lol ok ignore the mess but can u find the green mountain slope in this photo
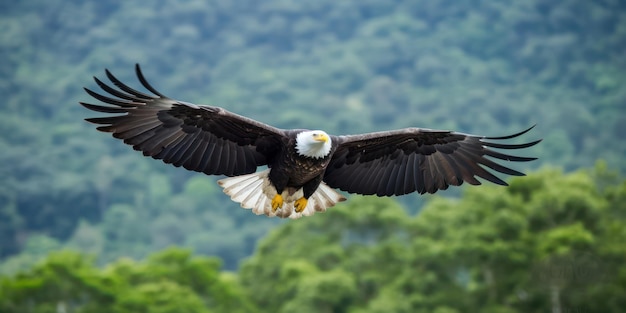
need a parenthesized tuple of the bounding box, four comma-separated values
(1, 0, 624, 269)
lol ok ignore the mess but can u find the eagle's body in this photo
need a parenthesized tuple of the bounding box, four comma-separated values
(81, 64, 541, 219)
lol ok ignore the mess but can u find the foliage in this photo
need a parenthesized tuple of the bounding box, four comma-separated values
(1, 167, 624, 312)
(3, 0, 624, 310)
(240, 196, 409, 312)
(238, 167, 626, 312)
(1, 0, 625, 279)
(0, 247, 256, 313)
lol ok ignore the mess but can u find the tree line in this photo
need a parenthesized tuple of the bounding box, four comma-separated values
(2, 165, 624, 312)
(1, 0, 624, 295)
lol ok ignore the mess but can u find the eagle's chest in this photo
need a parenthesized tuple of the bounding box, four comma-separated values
(280, 146, 331, 186)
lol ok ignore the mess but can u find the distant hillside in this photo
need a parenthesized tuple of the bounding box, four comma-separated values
(1, 0, 624, 269)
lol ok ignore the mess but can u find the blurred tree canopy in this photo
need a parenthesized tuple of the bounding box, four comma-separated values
(0, 0, 624, 298)
(241, 165, 625, 313)
(2, 166, 624, 312)
(0, 247, 256, 313)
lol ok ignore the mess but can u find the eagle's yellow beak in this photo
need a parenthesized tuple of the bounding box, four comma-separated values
(313, 133, 329, 143)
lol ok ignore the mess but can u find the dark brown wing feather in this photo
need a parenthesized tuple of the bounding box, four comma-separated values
(324, 127, 540, 196)
(81, 64, 286, 176)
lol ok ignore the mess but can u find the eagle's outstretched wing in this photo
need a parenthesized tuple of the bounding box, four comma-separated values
(81, 64, 285, 176)
(324, 127, 541, 196)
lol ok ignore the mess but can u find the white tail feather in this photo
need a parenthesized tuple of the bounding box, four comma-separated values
(217, 169, 346, 219)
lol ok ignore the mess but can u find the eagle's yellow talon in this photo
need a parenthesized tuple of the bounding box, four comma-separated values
(294, 197, 308, 213)
(271, 194, 284, 211)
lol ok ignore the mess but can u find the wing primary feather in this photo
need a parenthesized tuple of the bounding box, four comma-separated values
(455, 150, 508, 185)
(151, 131, 185, 157)
(128, 130, 162, 149)
(181, 135, 206, 170)
(474, 166, 507, 185)
(80, 102, 128, 114)
(430, 156, 446, 192)
(229, 142, 240, 174)
(114, 119, 162, 138)
(384, 156, 402, 195)
(432, 154, 449, 190)
(241, 147, 257, 173)
(161, 136, 190, 164)
(364, 158, 387, 195)
(475, 156, 526, 176)
(243, 147, 258, 173)
(85, 116, 126, 125)
(350, 162, 374, 195)
(349, 158, 379, 192)
(234, 146, 249, 174)
(421, 157, 435, 193)
(119, 121, 162, 143)
(206, 139, 224, 174)
(162, 134, 195, 164)
(338, 166, 361, 194)
(484, 149, 537, 162)
(171, 133, 200, 167)
(135, 126, 173, 155)
(391, 155, 408, 195)
(420, 157, 433, 194)
(484, 125, 536, 140)
(220, 141, 232, 175)
(450, 151, 482, 185)
(104, 116, 160, 134)
(238, 145, 251, 173)
(119, 108, 160, 117)
(431, 152, 455, 186)
(135, 64, 167, 98)
(402, 153, 417, 194)
(424, 157, 444, 193)
(414, 154, 426, 194)
(332, 158, 362, 194)
(184, 133, 209, 171)
(83, 88, 140, 107)
(198, 135, 217, 174)
(481, 139, 542, 150)
(174, 132, 202, 167)
(439, 152, 463, 186)
(376, 158, 395, 196)
(105, 69, 154, 100)
(93, 76, 137, 101)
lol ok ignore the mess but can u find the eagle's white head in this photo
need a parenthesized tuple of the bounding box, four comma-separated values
(295, 130, 332, 159)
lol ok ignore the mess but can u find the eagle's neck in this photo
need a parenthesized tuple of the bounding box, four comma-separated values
(295, 130, 332, 159)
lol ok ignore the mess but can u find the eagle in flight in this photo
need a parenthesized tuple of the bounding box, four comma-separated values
(81, 64, 540, 219)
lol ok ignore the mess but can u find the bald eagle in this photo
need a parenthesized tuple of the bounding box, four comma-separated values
(81, 64, 540, 219)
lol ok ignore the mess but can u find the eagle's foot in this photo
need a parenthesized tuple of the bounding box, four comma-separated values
(294, 197, 308, 213)
(271, 194, 284, 211)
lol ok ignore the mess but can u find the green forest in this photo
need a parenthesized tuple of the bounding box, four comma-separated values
(1, 0, 625, 312)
